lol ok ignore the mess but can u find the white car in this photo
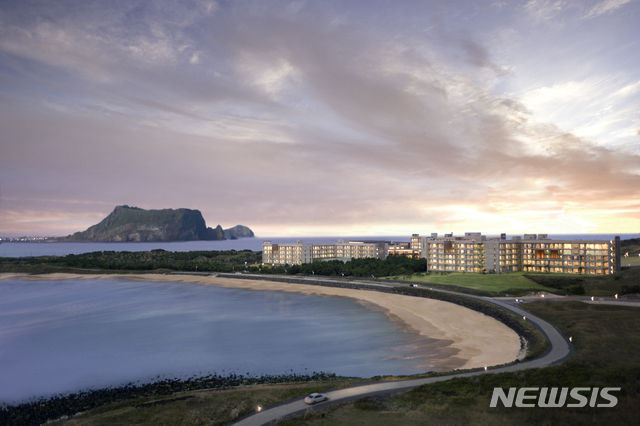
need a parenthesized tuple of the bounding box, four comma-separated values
(410, 284, 418, 287)
(304, 393, 328, 404)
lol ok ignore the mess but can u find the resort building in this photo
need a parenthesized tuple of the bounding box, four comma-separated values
(410, 234, 431, 257)
(519, 236, 619, 275)
(422, 232, 487, 273)
(413, 233, 621, 275)
(262, 240, 312, 266)
(388, 241, 421, 257)
(262, 239, 386, 266)
(262, 233, 621, 275)
(486, 238, 523, 273)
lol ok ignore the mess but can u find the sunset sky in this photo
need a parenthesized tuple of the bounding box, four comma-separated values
(1, 0, 639, 237)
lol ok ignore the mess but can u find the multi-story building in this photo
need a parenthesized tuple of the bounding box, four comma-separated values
(420, 232, 486, 273)
(410, 234, 430, 258)
(262, 240, 312, 266)
(388, 241, 421, 257)
(262, 239, 386, 266)
(486, 235, 523, 273)
(263, 233, 621, 275)
(414, 233, 620, 275)
(520, 235, 619, 275)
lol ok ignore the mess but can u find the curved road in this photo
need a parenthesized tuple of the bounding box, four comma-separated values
(230, 282, 574, 426)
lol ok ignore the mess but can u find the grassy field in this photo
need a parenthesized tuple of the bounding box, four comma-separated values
(384, 271, 556, 293)
(384, 267, 640, 298)
(38, 301, 640, 426)
(620, 255, 640, 266)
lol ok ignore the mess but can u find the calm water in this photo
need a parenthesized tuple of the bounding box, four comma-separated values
(0, 277, 435, 404)
(1, 234, 638, 258)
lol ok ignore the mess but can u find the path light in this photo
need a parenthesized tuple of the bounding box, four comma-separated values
(523, 316, 526, 320)
(484, 366, 487, 371)
(541, 294, 545, 298)
(591, 296, 594, 301)
(257, 406, 262, 412)
(569, 336, 572, 342)
(615, 294, 618, 299)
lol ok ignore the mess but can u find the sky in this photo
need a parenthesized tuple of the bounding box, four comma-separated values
(1, 0, 639, 238)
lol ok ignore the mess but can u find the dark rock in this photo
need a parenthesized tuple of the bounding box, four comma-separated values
(59, 206, 247, 242)
(223, 225, 255, 239)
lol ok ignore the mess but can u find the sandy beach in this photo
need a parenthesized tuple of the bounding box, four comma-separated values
(2, 273, 522, 371)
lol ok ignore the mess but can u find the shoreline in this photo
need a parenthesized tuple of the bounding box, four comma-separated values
(1, 273, 521, 370)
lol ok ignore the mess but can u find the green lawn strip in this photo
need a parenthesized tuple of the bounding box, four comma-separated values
(277, 302, 640, 426)
(384, 267, 640, 298)
(621, 256, 640, 266)
(383, 272, 556, 294)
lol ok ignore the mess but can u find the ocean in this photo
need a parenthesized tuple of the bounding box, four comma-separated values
(1, 233, 638, 258)
(0, 277, 436, 405)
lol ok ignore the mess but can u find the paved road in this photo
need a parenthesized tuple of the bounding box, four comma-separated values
(229, 282, 575, 426)
(502, 295, 640, 308)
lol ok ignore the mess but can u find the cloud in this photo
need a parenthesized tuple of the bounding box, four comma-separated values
(583, 0, 633, 19)
(524, 0, 571, 21)
(518, 75, 640, 152)
(523, 0, 634, 23)
(0, 0, 639, 236)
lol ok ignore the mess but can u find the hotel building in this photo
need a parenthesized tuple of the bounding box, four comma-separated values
(263, 233, 621, 275)
(262, 239, 386, 266)
(419, 232, 487, 273)
(519, 237, 618, 275)
(415, 233, 620, 275)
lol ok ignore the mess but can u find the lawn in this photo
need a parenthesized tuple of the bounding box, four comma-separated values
(384, 271, 556, 293)
(384, 267, 640, 297)
(620, 255, 640, 266)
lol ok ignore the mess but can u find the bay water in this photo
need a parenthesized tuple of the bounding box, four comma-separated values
(0, 277, 434, 405)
